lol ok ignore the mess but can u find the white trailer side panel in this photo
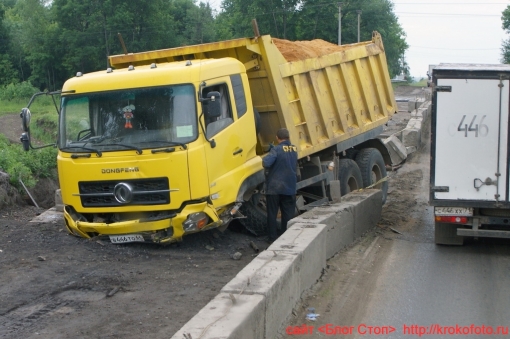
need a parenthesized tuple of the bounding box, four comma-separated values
(434, 78, 509, 201)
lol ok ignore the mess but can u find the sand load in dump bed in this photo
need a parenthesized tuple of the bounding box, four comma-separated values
(273, 38, 353, 62)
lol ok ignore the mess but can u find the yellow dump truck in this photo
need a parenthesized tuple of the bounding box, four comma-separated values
(20, 31, 397, 243)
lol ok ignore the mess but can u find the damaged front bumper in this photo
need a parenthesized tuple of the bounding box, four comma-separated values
(63, 201, 223, 244)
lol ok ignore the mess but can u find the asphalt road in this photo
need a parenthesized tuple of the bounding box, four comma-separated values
(284, 104, 510, 339)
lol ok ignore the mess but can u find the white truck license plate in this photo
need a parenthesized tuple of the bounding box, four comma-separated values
(434, 207, 473, 216)
(109, 234, 145, 244)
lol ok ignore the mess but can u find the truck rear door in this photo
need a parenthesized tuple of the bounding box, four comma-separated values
(433, 78, 509, 202)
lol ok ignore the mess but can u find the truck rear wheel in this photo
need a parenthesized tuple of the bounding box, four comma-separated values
(338, 159, 363, 195)
(434, 222, 464, 245)
(355, 148, 388, 204)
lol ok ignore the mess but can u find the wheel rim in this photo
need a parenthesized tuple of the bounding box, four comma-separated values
(347, 177, 359, 193)
(371, 164, 382, 188)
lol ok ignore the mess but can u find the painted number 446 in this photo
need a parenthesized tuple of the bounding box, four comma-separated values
(458, 115, 488, 137)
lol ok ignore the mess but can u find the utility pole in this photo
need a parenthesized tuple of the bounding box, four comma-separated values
(337, 3, 343, 45)
(356, 10, 362, 42)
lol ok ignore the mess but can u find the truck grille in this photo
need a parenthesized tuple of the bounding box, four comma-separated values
(78, 178, 170, 207)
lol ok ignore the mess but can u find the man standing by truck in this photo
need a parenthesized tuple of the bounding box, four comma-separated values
(263, 128, 298, 242)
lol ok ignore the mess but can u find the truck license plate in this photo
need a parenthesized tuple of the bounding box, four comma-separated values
(435, 207, 473, 216)
(109, 234, 145, 244)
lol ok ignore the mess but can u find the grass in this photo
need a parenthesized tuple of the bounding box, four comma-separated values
(0, 96, 59, 117)
(410, 78, 428, 87)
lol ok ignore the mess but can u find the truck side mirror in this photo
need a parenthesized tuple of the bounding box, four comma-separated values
(204, 91, 222, 119)
(20, 132, 30, 151)
(20, 107, 31, 132)
(19, 108, 31, 151)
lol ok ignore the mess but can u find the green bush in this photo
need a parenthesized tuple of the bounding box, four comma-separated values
(0, 81, 40, 101)
(0, 134, 57, 190)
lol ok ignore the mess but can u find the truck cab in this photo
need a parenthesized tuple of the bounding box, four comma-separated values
(57, 58, 260, 243)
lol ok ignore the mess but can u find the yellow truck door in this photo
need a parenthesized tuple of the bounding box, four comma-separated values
(201, 75, 257, 208)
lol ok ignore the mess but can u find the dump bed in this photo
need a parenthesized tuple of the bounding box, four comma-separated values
(109, 32, 397, 160)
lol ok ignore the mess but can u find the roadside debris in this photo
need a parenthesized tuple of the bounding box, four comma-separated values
(231, 252, 242, 260)
(107, 286, 121, 298)
(389, 227, 403, 235)
(249, 241, 259, 253)
(306, 307, 320, 321)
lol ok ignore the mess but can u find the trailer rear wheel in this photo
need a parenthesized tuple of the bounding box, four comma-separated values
(355, 148, 388, 204)
(434, 222, 464, 245)
(338, 159, 363, 195)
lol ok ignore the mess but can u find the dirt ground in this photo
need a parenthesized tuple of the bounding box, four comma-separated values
(0, 208, 267, 339)
(0, 85, 425, 338)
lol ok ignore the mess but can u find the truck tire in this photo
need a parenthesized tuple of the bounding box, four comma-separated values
(355, 148, 388, 204)
(434, 222, 464, 245)
(338, 159, 363, 195)
(239, 191, 273, 236)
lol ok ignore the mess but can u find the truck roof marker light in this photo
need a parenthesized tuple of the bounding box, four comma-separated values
(150, 63, 157, 69)
(107, 68, 113, 73)
(186, 60, 192, 66)
(76, 72, 83, 77)
(128, 65, 135, 71)
(435, 216, 468, 224)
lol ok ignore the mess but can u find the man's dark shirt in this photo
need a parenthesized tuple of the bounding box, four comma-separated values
(262, 139, 298, 195)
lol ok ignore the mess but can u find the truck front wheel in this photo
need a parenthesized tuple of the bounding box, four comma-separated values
(434, 222, 464, 245)
(239, 190, 273, 236)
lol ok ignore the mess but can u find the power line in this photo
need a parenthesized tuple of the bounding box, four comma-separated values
(411, 46, 500, 51)
(395, 11, 500, 17)
(393, 2, 507, 4)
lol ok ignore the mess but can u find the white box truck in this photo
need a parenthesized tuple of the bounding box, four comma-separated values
(430, 63, 510, 244)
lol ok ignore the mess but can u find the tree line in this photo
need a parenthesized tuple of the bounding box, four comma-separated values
(0, 0, 408, 92)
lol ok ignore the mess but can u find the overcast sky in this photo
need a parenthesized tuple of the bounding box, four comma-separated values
(393, 0, 509, 78)
(206, 0, 509, 78)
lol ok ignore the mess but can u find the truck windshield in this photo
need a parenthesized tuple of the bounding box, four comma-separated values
(58, 84, 197, 152)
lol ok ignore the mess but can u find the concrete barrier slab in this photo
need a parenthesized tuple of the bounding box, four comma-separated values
(406, 118, 423, 129)
(221, 250, 300, 338)
(341, 190, 382, 237)
(406, 146, 417, 154)
(289, 205, 355, 259)
(268, 223, 328, 291)
(383, 135, 407, 165)
(408, 98, 425, 112)
(402, 127, 422, 148)
(171, 293, 265, 339)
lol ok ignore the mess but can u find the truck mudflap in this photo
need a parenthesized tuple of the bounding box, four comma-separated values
(63, 202, 222, 244)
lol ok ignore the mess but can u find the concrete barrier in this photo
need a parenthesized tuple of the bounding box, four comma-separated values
(383, 135, 408, 165)
(172, 293, 266, 339)
(171, 189, 382, 339)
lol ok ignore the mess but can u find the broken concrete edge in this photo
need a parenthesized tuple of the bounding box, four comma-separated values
(381, 100, 431, 165)
(407, 97, 426, 112)
(171, 189, 382, 339)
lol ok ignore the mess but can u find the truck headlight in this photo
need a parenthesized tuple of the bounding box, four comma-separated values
(182, 212, 209, 232)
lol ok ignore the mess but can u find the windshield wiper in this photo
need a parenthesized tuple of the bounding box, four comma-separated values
(101, 143, 143, 155)
(61, 146, 102, 157)
(151, 147, 176, 154)
(139, 140, 188, 150)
